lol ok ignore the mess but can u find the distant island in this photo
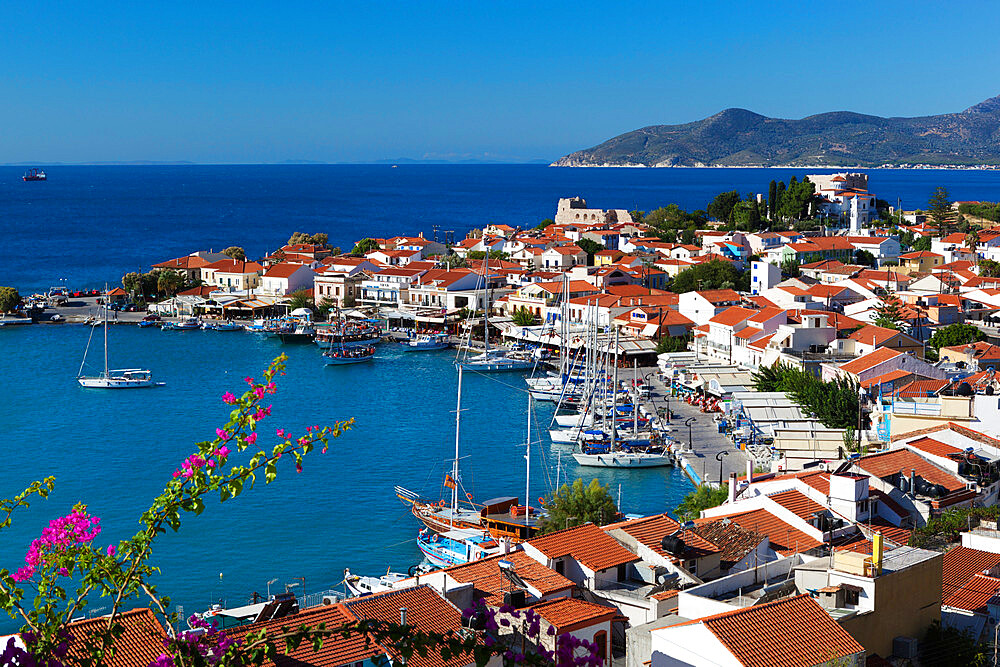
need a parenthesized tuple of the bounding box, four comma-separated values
(552, 95, 1000, 168)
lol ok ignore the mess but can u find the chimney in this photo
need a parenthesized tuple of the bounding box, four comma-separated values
(910, 468, 916, 495)
(400, 607, 408, 626)
(747, 459, 754, 484)
(728, 473, 737, 503)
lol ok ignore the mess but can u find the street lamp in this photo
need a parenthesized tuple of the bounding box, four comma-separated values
(685, 417, 696, 451)
(716, 451, 729, 486)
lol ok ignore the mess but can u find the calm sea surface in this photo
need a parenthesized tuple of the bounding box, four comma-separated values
(3, 165, 1000, 628)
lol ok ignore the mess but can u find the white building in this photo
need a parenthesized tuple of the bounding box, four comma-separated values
(750, 260, 781, 295)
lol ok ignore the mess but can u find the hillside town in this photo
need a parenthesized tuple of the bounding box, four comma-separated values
(10, 173, 1000, 666)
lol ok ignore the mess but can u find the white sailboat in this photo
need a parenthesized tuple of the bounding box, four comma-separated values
(456, 256, 534, 372)
(77, 296, 162, 389)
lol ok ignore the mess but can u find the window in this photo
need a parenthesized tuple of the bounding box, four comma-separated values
(844, 588, 860, 606)
(617, 564, 627, 582)
(554, 559, 564, 575)
(593, 631, 607, 665)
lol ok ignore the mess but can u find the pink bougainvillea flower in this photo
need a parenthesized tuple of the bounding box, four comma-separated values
(221, 392, 237, 405)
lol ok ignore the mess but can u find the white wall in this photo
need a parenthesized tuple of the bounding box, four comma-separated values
(651, 624, 739, 667)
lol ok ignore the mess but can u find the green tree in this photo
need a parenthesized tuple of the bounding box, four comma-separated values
(538, 478, 618, 533)
(675, 484, 729, 521)
(286, 289, 315, 313)
(352, 238, 379, 255)
(575, 238, 603, 264)
(872, 293, 905, 330)
(854, 249, 876, 267)
(707, 191, 741, 223)
(656, 333, 691, 354)
(767, 180, 778, 219)
(511, 307, 538, 327)
(221, 246, 246, 261)
(629, 210, 645, 224)
(979, 258, 1000, 277)
(0, 286, 21, 313)
(966, 228, 980, 266)
(534, 218, 555, 230)
(287, 231, 329, 247)
(156, 269, 185, 297)
(928, 186, 954, 235)
(928, 323, 986, 351)
(920, 621, 989, 667)
(780, 258, 801, 278)
(122, 272, 143, 299)
(670, 259, 747, 293)
(751, 362, 861, 429)
(911, 235, 933, 252)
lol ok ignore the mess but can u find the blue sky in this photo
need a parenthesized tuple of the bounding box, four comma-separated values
(2, 1, 999, 163)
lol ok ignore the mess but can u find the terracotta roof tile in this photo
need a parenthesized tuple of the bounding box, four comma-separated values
(701, 508, 823, 556)
(528, 597, 618, 632)
(64, 609, 167, 667)
(838, 347, 904, 375)
(690, 519, 766, 568)
(605, 513, 719, 563)
(671, 595, 864, 667)
(526, 523, 639, 572)
(767, 489, 827, 522)
(440, 551, 573, 605)
(855, 448, 966, 493)
(708, 306, 757, 327)
(943, 547, 1000, 599)
(944, 573, 1000, 612)
(228, 603, 380, 667)
(904, 436, 963, 458)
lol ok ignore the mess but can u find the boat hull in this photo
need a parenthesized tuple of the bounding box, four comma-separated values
(457, 359, 535, 372)
(324, 355, 374, 365)
(78, 376, 162, 389)
(572, 452, 673, 468)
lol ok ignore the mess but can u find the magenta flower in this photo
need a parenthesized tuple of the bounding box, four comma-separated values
(215, 428, 229, 440)
(216, 446, 231, 458)
(221, 392, 237, 405)
(107, 545, 116, 557)
(245, 432, 257, 445)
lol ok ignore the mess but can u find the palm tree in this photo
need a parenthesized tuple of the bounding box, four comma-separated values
(286, 290, 315, 313)
(511, 307, 538, 327)
(966, 228, 980, 268)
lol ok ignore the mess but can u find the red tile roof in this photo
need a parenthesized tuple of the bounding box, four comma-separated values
(695, 289, 741, 304)
(708, 306, 757, 327)
(529, 597, 618, 633)
(668, 595, 864, 667)
(439, 551, 573, 604)
(767, 489, 827, 521)
(838, 347, 904, 375)
(944, 573, 1000, 612)
(264, 262, 311, 278)
(64, 608, 167, 667)
(855, 448, 966, 493)
(526, 523, 639, 572)
(703, 508, 823, 555)
(153, 255, 211, 270)
(903, 437, 963, 459)
(848, 324, 912, 346)
(860, 369, 912, 389)
(892, 379, 948, 398)
(942, 547, 1000, 599)
(605, 513, 719, 563)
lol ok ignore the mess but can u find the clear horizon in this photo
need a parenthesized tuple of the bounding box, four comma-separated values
(2, 1, 999, 164)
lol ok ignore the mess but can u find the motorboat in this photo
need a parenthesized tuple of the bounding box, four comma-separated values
(402, 332, 450, 351)
(344, 569, 410, 597)
(202, 321, 243, 331)
(416, 528, 504, 568)
(323, 345, 375, 365)
(162, 317, 201, 331)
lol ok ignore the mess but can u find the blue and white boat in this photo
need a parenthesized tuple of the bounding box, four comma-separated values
(162, 317, 201, 331)
(416, 528, 503, 568)
(202, 321, 243, 331)
(402, 332, 450, 351)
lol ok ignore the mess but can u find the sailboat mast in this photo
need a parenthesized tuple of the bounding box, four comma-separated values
(611, 328, 619, 452)
(103, 287, 109, 377)
(482, 255, 490, 356)
(633, 359, 639, 437)
(525, 393, 531, 510)
(452, 365, 463, 519)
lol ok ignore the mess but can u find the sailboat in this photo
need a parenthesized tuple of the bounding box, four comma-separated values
(456, 256, 534, 372)
(77, 294, 163, 389)
(571, 329, 671, 468)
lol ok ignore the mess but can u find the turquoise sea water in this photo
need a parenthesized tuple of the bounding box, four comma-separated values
(6, 164, 1000, 628)
(0, 323, 692, 628)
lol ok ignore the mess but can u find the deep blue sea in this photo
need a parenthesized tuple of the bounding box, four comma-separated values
(4, 165, 1000, 629)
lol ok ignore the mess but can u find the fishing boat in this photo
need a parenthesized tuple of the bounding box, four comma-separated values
(202, 321, 243, 331)
(323, 345, 375, 365)
(315, 322, 381, 349)
(401, 332, 450, 351)
(162, 317, 201, 331)
(277, 321, 315, 343)
(343, 568, 409, 597)
(22, 168, 46, 182)
(416, 528, 504, 568)
(456, 256, 534, 373)
(77, 296, 162, 389)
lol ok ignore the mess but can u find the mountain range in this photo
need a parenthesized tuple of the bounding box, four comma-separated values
(552, 96, 1000, 168)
